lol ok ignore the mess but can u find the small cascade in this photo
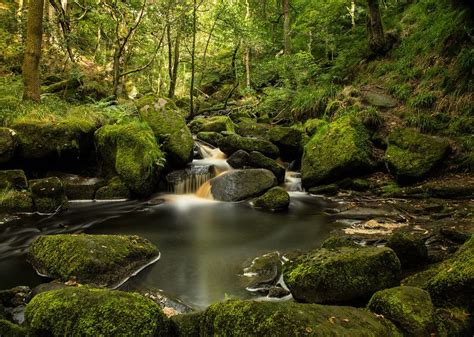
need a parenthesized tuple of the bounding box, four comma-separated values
(166, 166, 216, 194)
(195, 180, 213, 199)
(193, 141, 231, 173)
(284, 171, 303, 192)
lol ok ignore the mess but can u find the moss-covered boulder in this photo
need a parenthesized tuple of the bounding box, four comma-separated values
(0, 127, 17, 163)
(95, 122, 165, 196)
(201, 300, 402, 336)
(227, 149, 250, 168)
(29, 177, 68, 213)
(0, 190, 34, 213)
(170, 312, 202, 337)
(247, 151, 286, 184)
(137, 98, 193, 168)
(189, 116, 235, 134)
(25, 287, 170, 336)
(301, 116, 375, 188)
(283, 246, 401, 304)
(235, 121, 271, 138)
(0, 319, 27, 337)
(321, 236, 359, 249)
(386, 232, 428, 269)
(304, 118, 328, 137)
(252, 187, 290, 211)
(267, 127, 303, 161)
(9, 119, 97, 160)
(196, 131, 224, 147)
(94, 176, 131, 200)
(55, 173, 105, 200)
(209, 169, 277, 202)
(28, 234, 159, 287)
(434, 307, 472, 337)
(218, 134, 280, 159)
(0, 170, 27, 190)
(368, 286, 435, 336)
(384, 128, 449, 182)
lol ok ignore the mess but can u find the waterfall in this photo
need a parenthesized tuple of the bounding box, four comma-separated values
(284, 171, 303, 192)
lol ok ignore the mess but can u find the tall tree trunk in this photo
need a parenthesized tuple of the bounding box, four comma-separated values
(168, 28, 180, 99)
(112, 47, 121, 97)
(22, 0, 44, 102)
(367, 0, 385, 54)
(283, 0, 290, 54)
(244, 0, 251, 89)
(189, 0, 197, 118)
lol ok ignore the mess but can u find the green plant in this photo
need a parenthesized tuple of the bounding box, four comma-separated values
(409, 92, 437, 110)
(405, 113, 437, 133)
(358, 107, 384, 129)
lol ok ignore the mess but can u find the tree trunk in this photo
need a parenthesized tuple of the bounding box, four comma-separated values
(244, 0, 251, 89)
(283, 0, 290, 54)
(367, 0, 385, 54)
(22, 0, 44, 102)
(168, 28, 180, 99)
(112, 47, 121, 97)
(189, 0, 197, 119)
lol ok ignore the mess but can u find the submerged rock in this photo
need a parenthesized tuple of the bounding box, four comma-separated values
(283, 246, 401, 304)
(252, 187, 290, 211)
(0, 127, 17, 163)
(94, 176, 130, 200)
(301, 116, 375, 188)
(28, 234, 159, 287)
(384, 128, 449, 182)
(201, 300, 401, 336)
(267, 126, 303, 161)
(218, 134, 279, 159)
(208, 169, 277, 202)
(368, 286, 435, 336)
(25, 287, 170, 336)
(29, 177, 68, 213)
(242, 251, 283, 294)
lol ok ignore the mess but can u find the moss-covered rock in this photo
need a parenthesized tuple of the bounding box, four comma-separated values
(0, 190, 34, 213)
(0, 170, 27, 190)
(201, 300, 402, 336)
(29, 177, 68, 213)
(94, 176, 131, 200)
(248, 151, 285, 184)
(209, 169, 277, 202)
(283, 246, 401, 304)
(0, 319, 27, 337)
(138, 98, 193, 168)
(170, 312, 202, 337)
(301, 116, 375, 188)
(196, 131, 224, 147)
(25, 287, 170, 336)
(307, 184, 339, 196)
(227, 149, 250, 168)
(218, 134, 280, 159)
(189, 116, 235, 134)
(95, 122, 165, 196)
(252, 187, 290, 211)
(267, 127, 303, 161)
(55, 173, 105, 200)
(368, 286, 435, 336)
(384, 128, 449, 182)
(321, 236, 359, 249)
(28, 234, 159, 287)
(386, 232, 428, 269)
(235, 121, 271, 138)
(434, 307, 472, 337)
(0, 127, 16, 163)
(304, 118, 328, 137)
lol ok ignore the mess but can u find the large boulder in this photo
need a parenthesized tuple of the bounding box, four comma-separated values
(189, 116, 235, 134)
(248, 151, 285, 184)
(28, 234, 159, 287)
(0, 127, 17, 163)
(301, 116, 375, 188)
(29, 177, 68, 213)
(227, 149, 250, 169)
(137, 97, 193, 168)
(267, 126, 303, 161)
(201, 300, 402, 336)
(208, 169, 277, 202)
(384, 128, 449, 182)
(25, 287, 170, 336)
(95, 122, 165, 196)
(283, 246, 401, 304)
(368, 286, 435, 336)
(252, 187, 290, 211)
(218, 134, 279, 159)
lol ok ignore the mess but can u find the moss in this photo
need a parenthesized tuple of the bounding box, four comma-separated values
(267, 126, 303, 161)
(247, 151, 285, 184)
(368, 286, 435, 336)
(303, 118, 328, 137)
(201, 299, 402, 336)
(0, 170, 28, 190)
(0, 127, 16, 163)
(321, 236, 359, 249)
(384, 128, 449, 182)
(252, 187, 290, 211)
(0, 319, 27, 337)
(29, 177, 68, 213)
(94, 176, 130, 200)
(301, 116, 375, 188)
(189, 116, 235, 134)
(283, 246, 401, 304)
(235, 121, 270, 138)
(28, 234, 159, 287)
(218, 134, 280, 159)
(0, 190, 34, 213)
(170, 312, 202, 337)
(95, 122, 165, 196)
(307, 184, 339, 196)
(25, 287, 170, 337)
(137, 97, 193, 168)
(386, 232, 428, 269)
(434, 307, 472, 337)
(196, 131, 224, 147)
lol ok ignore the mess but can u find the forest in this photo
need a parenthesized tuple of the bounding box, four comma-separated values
(0, 0, 473, 335)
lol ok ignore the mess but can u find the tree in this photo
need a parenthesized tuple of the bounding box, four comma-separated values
(189, 0, 197, 118)
(283, 0, 290, 54)
(23, 0, 45, 101)
(366, 0, 385, 54)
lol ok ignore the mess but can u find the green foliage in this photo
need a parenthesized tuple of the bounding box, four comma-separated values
(357, 106, 384, 130)
(405, 113, 438, 133)
(408, 92, 437, 110)
(291, 84, 338, 120)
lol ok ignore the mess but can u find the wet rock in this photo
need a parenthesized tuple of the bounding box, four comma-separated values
(252, 187, 290, 211)
(384, 128, 449, 182)
(0, 286, 31, 307)
(133, 287, 193, 316)
(31, 282, 68, 298)
(321, 236, 359, 249)
(196, 131, 224, 147)
(28, 234, 159, 287)
(227, 149, 250, 168)
(267, 126, 303, 161)
(361, 89, 398, 108)
(29, 177, 68, 213)
(283, 246, 401, 304)
(386, 232, 428, 269)
(0, 127, 17, 163)
(248, 151, 285, 184)
(24, 287, 170, 336)
(50, 172, 104, 200)
(242, 252, 282, 293)
(218, 134, 280, 159)
(301, 116, 375, 188)
(267, 286, 291, 298)
(368, 286, 435, 336)
(188, 116, 235, 134)
(308, 184, 339, 196)
(0, 170, 28, 190)
(333, 206, 404, 221)
(201, 300, 402, 336)
(209, 169, 277, 202)
(95, 176, 131, 200)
